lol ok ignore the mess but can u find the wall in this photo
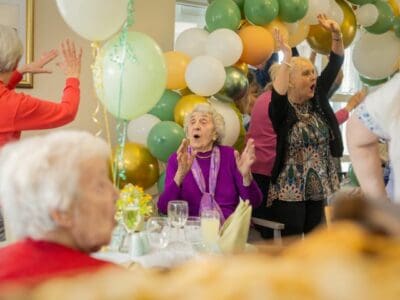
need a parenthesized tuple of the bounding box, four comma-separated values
(19, 0, 175, 144)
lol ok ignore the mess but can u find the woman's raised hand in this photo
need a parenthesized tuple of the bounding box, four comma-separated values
(317, 14, 341, 35)
(174, 139, 197, 186)
(235, 138, 256, 184)
(17, 49, 58, 74)
(57, 39, 82, 79)
(273, 28, 291, 61)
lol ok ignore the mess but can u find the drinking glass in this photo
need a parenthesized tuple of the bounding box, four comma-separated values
(200, 209, 220, 249)
(122, 204, 141, 234)
(121, 204, 142, 255)
(146, 217, 170, 250)
(184, 216, 202, 246)
(168, 200, 188, 241)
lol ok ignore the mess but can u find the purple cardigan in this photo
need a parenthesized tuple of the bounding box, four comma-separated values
(157, 145, 262, 219)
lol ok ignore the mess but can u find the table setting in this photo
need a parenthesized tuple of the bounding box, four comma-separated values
(93, 189, 254, 268)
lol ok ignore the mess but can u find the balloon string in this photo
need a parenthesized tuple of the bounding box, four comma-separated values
(90, 41, 114, 183)
(113, 0, 135, 188)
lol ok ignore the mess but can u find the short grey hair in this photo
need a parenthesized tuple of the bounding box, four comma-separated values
(183, 103, 225, 144)
(0, 130, 110, 240)
(0, 24, 23, 73)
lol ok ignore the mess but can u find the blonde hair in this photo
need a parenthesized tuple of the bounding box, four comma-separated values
(183, 103, 225, 144)
(0, 25, 23, 72)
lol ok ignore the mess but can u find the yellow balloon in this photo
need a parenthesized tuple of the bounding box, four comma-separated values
(113, 143, 159, 189)
(164, 51, 191, 90)
(388, 0, 399, 16)
(286, 21, 310, 47)
(306, 0, 356, 55)
(233, 61, 249, 75)
(174, 94, 208, 126)
(264, 19, 289, 51)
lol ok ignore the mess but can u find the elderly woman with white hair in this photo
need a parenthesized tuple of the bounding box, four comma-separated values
(0, 131, 119, 287)
(158, 104, 262, 221)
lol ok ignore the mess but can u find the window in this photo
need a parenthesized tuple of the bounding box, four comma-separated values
(175, 2, 206, 42)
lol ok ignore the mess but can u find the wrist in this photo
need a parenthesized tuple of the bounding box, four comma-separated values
(332, 32, 343, 41)
(242, 173, 253, 186)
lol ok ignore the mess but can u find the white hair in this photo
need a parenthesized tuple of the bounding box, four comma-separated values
(0, 24, 23, 73)
(0, 130, 110, 240)
(183, 103, 225, 144)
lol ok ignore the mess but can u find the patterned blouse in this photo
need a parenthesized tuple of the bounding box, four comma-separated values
(268, 101, 339, 204)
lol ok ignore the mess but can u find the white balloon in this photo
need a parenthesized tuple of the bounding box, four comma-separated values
(353, 31, 400, 80)
(175, 28, 209, 58)
(209, 98, 240, 146)
(205, 29, 243, 67)
(56, 0, 127, 41)
(355, 4, 379, 27)
(328, 0, 344, 25)
(185, 56, 226, 97)
(127, 114, 161, 145)
(302, 0, 330, 25)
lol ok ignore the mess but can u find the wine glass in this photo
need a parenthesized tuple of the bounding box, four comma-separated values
(121, 204, 142, 255)
(167, 200, 188, 242)
(146, 217, 170, 250)
(200, 209, 220, 250)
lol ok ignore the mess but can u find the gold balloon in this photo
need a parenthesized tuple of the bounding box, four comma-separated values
(113, 143, 159, 189)
(233, 61, 249, 75)
(174, 94, 208, 126)
(388, 0, 399, 16)
(286, 21, 310, 47)
(306, 0, 356, 55)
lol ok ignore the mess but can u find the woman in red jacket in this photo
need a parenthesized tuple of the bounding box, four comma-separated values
(0, 24, 82, 241)
(0, 24, 82, 147)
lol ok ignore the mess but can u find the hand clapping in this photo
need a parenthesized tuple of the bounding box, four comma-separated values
(174, 139, 196, 186)
(235, 138, 256, 182)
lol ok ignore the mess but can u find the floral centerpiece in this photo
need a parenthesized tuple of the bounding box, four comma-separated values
(116, 183, 153, 232)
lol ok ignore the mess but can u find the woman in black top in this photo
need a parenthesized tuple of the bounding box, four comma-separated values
(267, 14, 344, 236)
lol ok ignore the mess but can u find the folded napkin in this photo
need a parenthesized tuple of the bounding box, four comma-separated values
(217, 200, 252, 254)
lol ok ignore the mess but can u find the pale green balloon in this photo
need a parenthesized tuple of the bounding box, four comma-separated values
(94, 31, 167, 120)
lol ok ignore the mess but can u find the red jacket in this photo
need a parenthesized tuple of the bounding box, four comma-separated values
(0, 71, 80, 147)
(0, 239, 114, 287)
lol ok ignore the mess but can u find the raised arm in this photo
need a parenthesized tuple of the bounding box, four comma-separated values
(317, 14, 344, 56)
(271, 28, 292, 96)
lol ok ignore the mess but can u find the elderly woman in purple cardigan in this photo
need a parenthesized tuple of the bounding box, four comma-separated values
(157, 104, 262, 221)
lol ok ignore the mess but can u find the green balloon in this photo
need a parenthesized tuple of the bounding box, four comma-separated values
(206, 0, 241, 32)
(244, 0, 279, 25)
(347, 165, 359, 187)
(157, 171, 166, 194)
(208, 0, 244, 9)
(365, 1, 394, 34)
(94, 31, 167, 120)
(278, 0, 308, 23)
(149, 90, 181, 121)
(147, 121, 185, 162)
(393, 16, 400, 38)
(359, 75, 389, 86)
(215, 67, 249, 102)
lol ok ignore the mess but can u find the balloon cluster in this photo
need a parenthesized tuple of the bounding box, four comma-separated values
(56, 0, 400, 191)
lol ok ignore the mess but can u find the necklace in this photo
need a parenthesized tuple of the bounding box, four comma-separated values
(196, 152, 212, 159)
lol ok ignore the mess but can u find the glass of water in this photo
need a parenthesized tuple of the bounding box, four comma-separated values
(167, 200, 188, 241)
(146, 217, 170, 250)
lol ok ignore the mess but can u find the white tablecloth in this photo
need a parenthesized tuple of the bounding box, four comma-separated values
(93, 241, 199, 268)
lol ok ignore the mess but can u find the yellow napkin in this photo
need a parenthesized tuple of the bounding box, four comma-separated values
(217, 200, 252, 254)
